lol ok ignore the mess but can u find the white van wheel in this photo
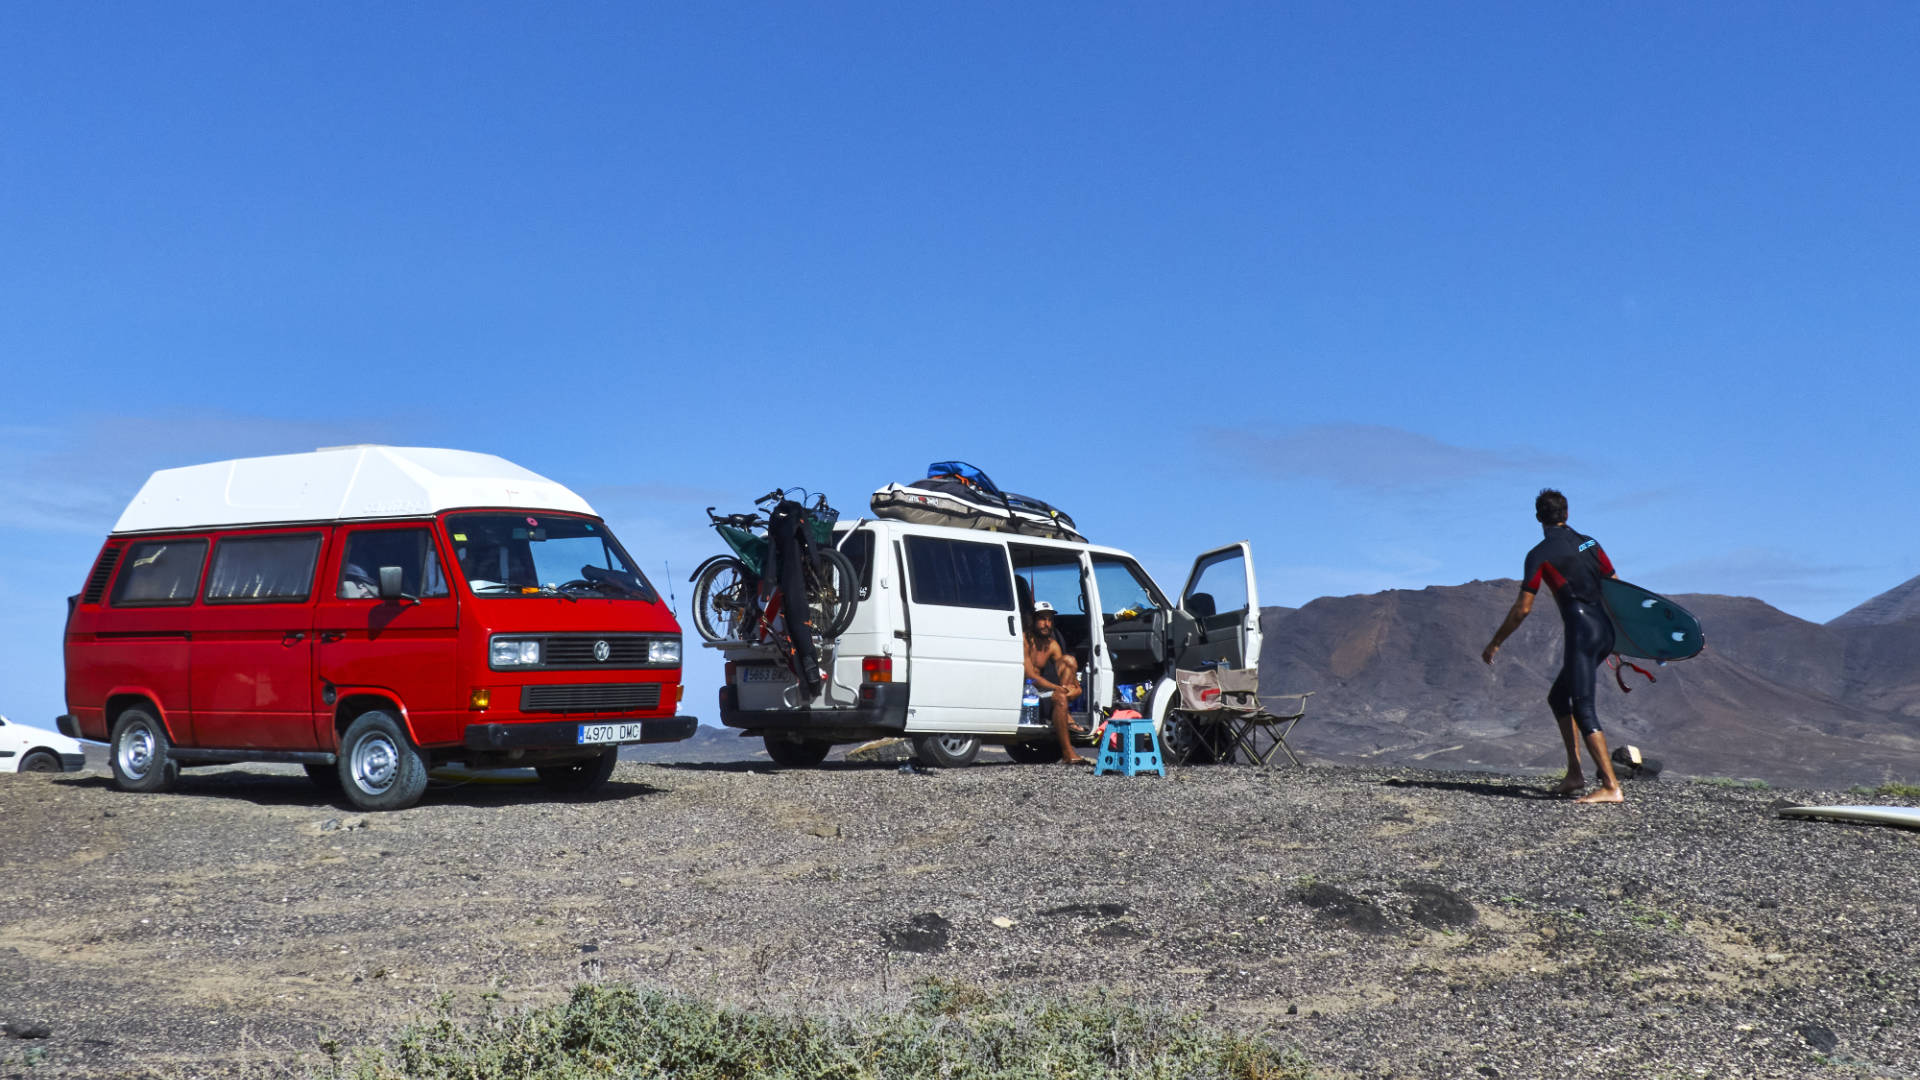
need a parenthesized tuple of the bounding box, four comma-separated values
(763, 736, 831, 768)
(1160, 710, 1215, 766)
(911, 734, 980, 768)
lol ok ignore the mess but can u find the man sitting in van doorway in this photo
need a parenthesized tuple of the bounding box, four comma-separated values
(1025, 602, 1090, 764)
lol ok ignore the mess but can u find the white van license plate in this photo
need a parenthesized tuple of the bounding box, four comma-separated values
(738, 666, 788, 684)
(577, 722, 645, 745)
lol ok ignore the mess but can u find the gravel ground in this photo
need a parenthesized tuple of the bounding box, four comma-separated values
(2, 755, 1917, 1079)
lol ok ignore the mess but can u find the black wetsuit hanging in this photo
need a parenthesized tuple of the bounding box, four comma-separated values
(1521, 525, 1616, 735)
(763, 500, 824, 695)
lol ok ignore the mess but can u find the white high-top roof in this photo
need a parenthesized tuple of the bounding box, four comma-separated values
(112, 446, 597, 534)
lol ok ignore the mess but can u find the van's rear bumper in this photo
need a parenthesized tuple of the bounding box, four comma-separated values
(718, 683, 909, 739)
(56, 714, 80, 739)
(462, 715, 699, 751)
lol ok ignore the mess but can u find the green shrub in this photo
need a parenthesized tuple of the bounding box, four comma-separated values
(325, 981, 1315, 1080)
(1874, 781, 1920, 800)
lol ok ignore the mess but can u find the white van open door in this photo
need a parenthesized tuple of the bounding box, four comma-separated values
(1175, 542, 1261, 671)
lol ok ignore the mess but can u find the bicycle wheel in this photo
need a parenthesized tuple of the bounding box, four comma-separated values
(691, 557, 754, 643)
(809, 547, 860, 637)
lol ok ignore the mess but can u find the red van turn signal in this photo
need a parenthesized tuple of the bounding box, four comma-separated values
(862, 656, 892, 683)
(469, 688, 491, 711)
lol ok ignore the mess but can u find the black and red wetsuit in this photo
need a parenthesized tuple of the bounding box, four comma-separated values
(1521, 525, 1616, 735)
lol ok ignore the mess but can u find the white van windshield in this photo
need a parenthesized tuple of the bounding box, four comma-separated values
(444, 513, 655, 601)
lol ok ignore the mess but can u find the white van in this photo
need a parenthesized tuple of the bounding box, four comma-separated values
(712, 520, 1259, 766)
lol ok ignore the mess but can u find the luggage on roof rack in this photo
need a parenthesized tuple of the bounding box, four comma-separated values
(870, 461, 1085, 542)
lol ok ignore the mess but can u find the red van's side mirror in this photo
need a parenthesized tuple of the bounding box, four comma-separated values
(377, 566, 418, 605)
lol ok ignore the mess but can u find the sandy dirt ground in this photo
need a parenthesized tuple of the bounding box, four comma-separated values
(2, 757, 1916, 1078)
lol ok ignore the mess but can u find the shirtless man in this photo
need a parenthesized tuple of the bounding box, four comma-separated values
(1025, 602, 1090, 765)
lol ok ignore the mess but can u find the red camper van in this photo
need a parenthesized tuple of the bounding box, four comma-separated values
(59, 446, 695, 811)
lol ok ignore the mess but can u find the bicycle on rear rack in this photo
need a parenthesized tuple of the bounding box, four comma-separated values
(687, 490, 860, 688)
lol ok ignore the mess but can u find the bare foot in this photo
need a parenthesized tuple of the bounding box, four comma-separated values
(1062, 755, 1094, 766)
(1574, 786, 1624, 804)
(1552, 775, 1586, 796)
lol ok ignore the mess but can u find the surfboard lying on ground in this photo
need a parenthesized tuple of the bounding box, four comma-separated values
(1778, 805, 1920, 830)
(1601, 578, 1705, 661)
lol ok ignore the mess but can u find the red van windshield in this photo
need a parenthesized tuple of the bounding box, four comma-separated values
(444, 513, 655, 601)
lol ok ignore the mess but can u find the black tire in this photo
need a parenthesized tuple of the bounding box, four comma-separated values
(109, 707, 179, 793)
(337, 710, 429, 812)
(812, 547, 860, 637)
(691, 557, 754, 643)
(19, 749, 62, 774)
(536, 747, 619, 794)
(1160, 710, 1216, 766)
(1003, 740, 1063, 765)
(911, 734, 981, 768)
(763, 735, 832, 768)
(304, 763, 342, 792)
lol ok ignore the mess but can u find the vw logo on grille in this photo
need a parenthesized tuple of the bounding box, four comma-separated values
(593, 640, 611, 662)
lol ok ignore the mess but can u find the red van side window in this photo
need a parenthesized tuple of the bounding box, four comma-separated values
(204, 534, 323, 603)
(337, 529, 449, 599)
(110, 539, 208, 606)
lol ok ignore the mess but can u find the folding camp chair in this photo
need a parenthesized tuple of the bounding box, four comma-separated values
(1167, 667, 1313, 768)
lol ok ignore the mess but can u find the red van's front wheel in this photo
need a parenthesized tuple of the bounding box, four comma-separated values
(338, 711, 429, 812)
(110, 707, 179, 794)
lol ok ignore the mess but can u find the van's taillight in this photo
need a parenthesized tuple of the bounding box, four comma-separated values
(469, 688, 491, 711)
(724, 662, 736, 684)
(862, 656, 892, 683)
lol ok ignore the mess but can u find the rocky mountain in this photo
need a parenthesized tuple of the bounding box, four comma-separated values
(1259, 579, 1920, 789)
(636, 578, 1920, 788)
(1827, 573, 1920, 629)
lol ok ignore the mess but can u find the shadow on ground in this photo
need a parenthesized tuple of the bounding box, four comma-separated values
(52, 772, 664, 810)
(1382, 777, 1567, 800)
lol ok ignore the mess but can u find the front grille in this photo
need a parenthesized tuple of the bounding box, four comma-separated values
(541, 634, 660, 668)
(520, 683, 663, 713)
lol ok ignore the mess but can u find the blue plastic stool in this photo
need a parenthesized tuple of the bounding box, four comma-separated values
(1094, 717, 1165, 777)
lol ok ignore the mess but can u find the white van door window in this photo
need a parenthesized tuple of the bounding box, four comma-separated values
(900, 535, 1020, 734)
(1178, 543, 1261, 672)
(1091, 557, 1163, 618)
(905, 536, 1014, 610)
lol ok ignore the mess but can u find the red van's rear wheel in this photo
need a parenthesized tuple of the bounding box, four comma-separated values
(109, 707, 179, 794)
(337, 710, 429, 811)
(535, 747, 618, 794)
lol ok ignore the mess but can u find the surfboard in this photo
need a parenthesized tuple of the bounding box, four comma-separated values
(1778, 805, 1920, 830)
(1600, 578, 1704, 661)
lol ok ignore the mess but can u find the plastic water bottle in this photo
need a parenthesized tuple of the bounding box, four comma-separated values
(1021, 679, 1040, 725)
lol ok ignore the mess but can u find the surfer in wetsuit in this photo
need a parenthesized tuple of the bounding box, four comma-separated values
(1025, 602, 1090, 765)
(1481, 489, 1626, 803)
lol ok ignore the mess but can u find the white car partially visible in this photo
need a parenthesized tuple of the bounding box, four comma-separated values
(0, 715, 87, 774)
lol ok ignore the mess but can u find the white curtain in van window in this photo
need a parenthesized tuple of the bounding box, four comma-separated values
(206, 535, 323, 602)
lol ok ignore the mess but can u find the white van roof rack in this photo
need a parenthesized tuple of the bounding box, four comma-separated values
(112, 445, 596, 534)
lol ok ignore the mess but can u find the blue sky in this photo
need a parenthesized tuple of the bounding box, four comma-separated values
(4, 3, 1917, 729)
